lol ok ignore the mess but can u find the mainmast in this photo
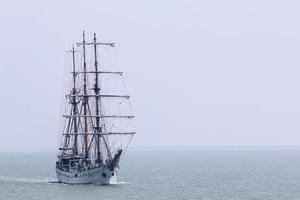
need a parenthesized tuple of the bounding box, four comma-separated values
(93, 33, 102, 162)
(71, 45, 78, 155)
(82, 31, 89, 158)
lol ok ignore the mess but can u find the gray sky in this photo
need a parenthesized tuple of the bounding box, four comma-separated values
(0, 0, 300, 152)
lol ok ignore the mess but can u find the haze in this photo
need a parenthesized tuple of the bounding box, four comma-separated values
(0, 0, 299, 152)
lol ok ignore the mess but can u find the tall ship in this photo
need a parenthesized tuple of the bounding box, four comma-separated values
(56, 32, 135, 184)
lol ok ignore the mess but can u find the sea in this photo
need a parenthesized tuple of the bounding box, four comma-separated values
(0, 150, 300, 200)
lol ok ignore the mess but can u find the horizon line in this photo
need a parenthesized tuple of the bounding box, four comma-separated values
(2, 145, 300, 153)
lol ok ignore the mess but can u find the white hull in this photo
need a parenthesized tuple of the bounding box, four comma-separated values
(56, 167, 117, 184)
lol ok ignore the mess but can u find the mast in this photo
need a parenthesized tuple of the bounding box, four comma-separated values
(71, 45, 78, 155)
(93, 33, 102, 162)
(74, 32, 134, 161)
(82, 31, 89, 158)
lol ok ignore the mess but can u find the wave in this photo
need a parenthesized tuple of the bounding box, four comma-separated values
(0, 176, 129, 186)
(112, 181, 129, 185)
(0, 176, 58, 184)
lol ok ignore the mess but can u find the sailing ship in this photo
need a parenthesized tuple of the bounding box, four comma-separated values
(56, 32, 135, 184)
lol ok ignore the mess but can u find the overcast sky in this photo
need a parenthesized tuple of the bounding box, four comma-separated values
(0, 0, 300, 152)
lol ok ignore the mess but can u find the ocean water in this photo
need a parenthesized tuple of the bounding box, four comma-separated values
(0, 150, 300, 200)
